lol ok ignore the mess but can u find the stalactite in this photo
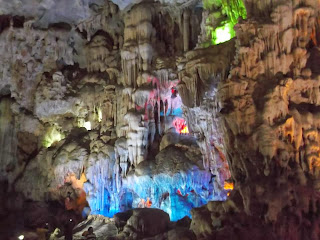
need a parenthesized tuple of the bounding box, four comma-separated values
(0, 0, 235, 233)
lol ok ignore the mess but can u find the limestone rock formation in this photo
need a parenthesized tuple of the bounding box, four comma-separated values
(2, 0, 320, 239)
(187, 0, 320, 240)
(0, 1, 229, 238)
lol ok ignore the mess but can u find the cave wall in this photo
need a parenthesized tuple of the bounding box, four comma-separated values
(188, 1, 320, 240)
(0, 0, 232, 233)
(3, 0, 319, 238)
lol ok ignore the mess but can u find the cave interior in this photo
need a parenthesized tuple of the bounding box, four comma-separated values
(1, 0, 320, 239)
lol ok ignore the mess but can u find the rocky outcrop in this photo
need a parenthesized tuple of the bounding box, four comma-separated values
(178, 40, 236, 194)
(109, 208, 195, 240)
(189, 0, 320, 239)
(71, 214, 118, 240)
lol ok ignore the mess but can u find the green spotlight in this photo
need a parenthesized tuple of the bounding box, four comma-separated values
(203, 0, 247, 45)
(214, 23, 232, 44)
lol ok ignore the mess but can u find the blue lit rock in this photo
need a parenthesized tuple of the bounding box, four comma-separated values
(0, 0, 235, 238)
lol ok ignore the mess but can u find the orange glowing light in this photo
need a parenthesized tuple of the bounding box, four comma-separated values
(311, 16, 320, 47)
(63, 171, 89, 214)
(64, 171, 87, 189)
(224, 182, 234, 191)
(146, 197, 152, 208)
(137, 198, 152, 208)
(173, 117, 189, 134)
(180, 126, 189, 134)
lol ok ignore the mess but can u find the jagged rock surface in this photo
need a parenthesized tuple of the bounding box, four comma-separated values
(188, 1, 320, 240)
(2, 0, 319, 239)
(0, 0, 229, 238)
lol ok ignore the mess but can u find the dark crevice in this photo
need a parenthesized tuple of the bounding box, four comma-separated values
(252, 73, 279, 111)
(0, 15, 12, 34)
(48, 22, 72, 31)
(289, 102, 320, 114)
(90, 30, 114, 50)
(11, 147, 42, 192)
(0, 15, 26, 34)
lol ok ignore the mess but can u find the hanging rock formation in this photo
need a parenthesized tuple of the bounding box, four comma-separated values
(188, 0, 320, 240)
(1, 0, 320, 239)
(0, 1, 230, 238)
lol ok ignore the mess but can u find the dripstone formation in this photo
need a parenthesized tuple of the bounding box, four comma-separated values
(0, 0, 320, 239)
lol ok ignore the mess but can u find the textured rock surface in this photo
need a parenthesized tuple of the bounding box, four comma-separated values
(188, 0, 320, 240)
(2, 0, 320, 239)
(69, 214, 118, 240)
(109, 208, 195, 240)
(0, 0, 230, 238)
(0, 0, 106, 27)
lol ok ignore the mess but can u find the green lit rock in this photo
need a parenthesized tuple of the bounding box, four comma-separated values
(203, 0, 247, 45)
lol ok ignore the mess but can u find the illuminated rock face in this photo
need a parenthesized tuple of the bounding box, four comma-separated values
(3, 0, 320, 239)
(201, 0, 247, 45)
(188, 1, 320, 240)
(0, 1, 233, 235)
